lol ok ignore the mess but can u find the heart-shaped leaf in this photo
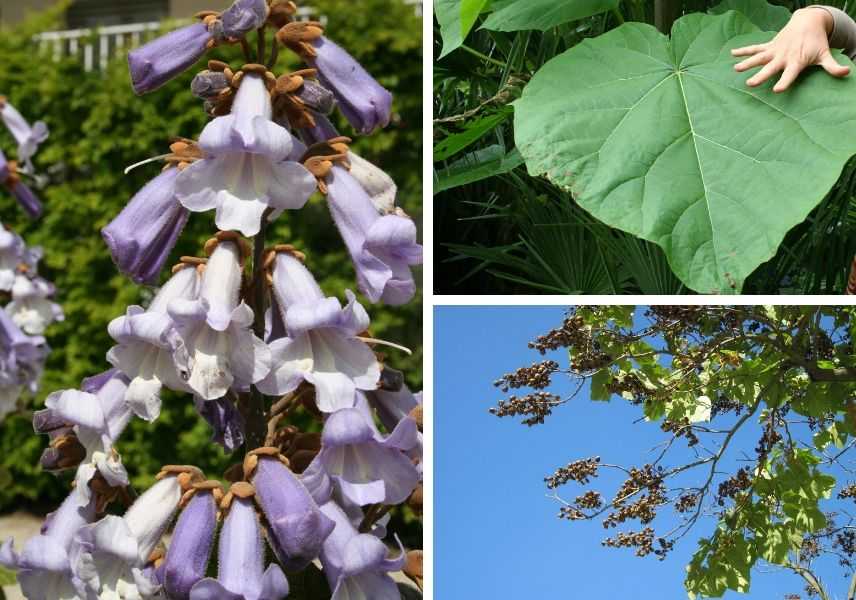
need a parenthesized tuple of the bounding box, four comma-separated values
(482, 0, 619, 32)
(514, 11, 856, 293)
(709, 0, 790, 31)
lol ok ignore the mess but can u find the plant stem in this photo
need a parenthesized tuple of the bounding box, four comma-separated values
(611, 8, 625, 24)
(245, 209, 273, 450)
(241, 37, 254, 63)
(267, 38, 280, 70)
(459, 44, 506, 68)
(257, 27, 266, 65)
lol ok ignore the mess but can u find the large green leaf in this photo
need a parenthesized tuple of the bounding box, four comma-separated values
(514, 11, 856, 293)
(482, 0, 619, 32)
(709, 0, 790, 31)
(435, 0, 489, 58)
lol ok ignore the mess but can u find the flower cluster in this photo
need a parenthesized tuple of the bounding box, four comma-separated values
(2, 1, 422, 599)
(0, 95, 60, 421)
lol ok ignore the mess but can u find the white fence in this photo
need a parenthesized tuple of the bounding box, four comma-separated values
(31, 4, 343, 72)
(32, 1, 423, 72)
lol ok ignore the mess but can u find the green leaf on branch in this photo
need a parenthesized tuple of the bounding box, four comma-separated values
(513, 12, 856, 293)
(481, 0, 619, 32)
(709, 0, 790, 31)
(433, 145, 523, 194)
(590, 368, 611, 401)
(434, 109, 512, 161)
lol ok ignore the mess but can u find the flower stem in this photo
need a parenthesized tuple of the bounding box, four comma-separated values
(245, 209, 273, 450)
(257, 27, 266, 65)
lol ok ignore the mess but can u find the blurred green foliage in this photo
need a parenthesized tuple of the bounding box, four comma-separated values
(0, 0, 422, 512)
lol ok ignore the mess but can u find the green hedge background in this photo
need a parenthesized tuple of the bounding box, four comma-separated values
(0, 0, 422, 513)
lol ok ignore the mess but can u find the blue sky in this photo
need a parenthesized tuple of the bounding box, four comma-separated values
(434, 306, 855, 600)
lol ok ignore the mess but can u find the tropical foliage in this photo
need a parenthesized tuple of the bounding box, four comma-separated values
(434, 0, 856, 294)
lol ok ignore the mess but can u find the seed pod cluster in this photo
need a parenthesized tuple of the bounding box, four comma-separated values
(489, 391, 561, 426)
(558, 505, 585, 520)
(716, 468, 752, 506)
(528, 313, 587, 354)
(838, 483, 856, 500)
(574, 490, 603, 510)
(602, 528, 673, 560)
(493, 360, 559, 392)
(660, 418, 699, 447)
(544, 457, 600, 488)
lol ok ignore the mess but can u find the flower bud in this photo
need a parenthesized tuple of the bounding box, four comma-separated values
(102, 167, 190, 285)
(129, 23, 213, 95)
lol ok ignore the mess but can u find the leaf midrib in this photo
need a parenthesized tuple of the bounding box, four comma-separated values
(675, 69, 722, 290)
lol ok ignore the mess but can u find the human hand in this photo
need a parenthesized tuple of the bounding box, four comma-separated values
(731, 7, 850, 92)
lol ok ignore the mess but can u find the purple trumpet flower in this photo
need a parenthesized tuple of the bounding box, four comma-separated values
(0, 149, 35, 219)
(297, 112, 340, 146)
(221, 0, 269, 39)
(326, 165, 422, 305)
(251, 455, 335, 570)
(307, 37, 392, 134)
(0, 100, 49, 170)
(168, 240, 271, 399)
(368, 386, 423, 478)
(0, 490, 96, 600)
(194, 395, 245, 451)
(0, 308, 46, 417)
(318, 399, 420, 506)
(318, 500, 405, 600)
(102, 166, 190, 285)
(163, 488, 218, 599)
(10, 180, 42, 219)
(36, 371, 132, 506)
(257, 251, 380, 413)
(190, 495, 289, 600)
(128, 22, 214, 95)
(367, 385, 421, 433)
(6, 273, 62, 335)
(107, 262, 200, 421)
(192, 70, 231, 99)
(175, 72, 317, 236)
(69, 473, 184, 598)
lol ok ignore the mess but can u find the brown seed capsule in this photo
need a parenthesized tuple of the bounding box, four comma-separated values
(179, 488, 198, 508)
(275, 21, 325, 57)
(243, 453, 259, 480)
(249, 446, 283, 457)
(208, 60, 230, 72)
(404, 550, 423, 589)
(409, 405, 423, 431)
(230, 481, 255, 498)
(408, 484, 423, 513)
(241, 63, 268, 75)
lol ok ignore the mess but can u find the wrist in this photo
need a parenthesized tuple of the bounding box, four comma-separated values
(798, 6, 834, 35)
